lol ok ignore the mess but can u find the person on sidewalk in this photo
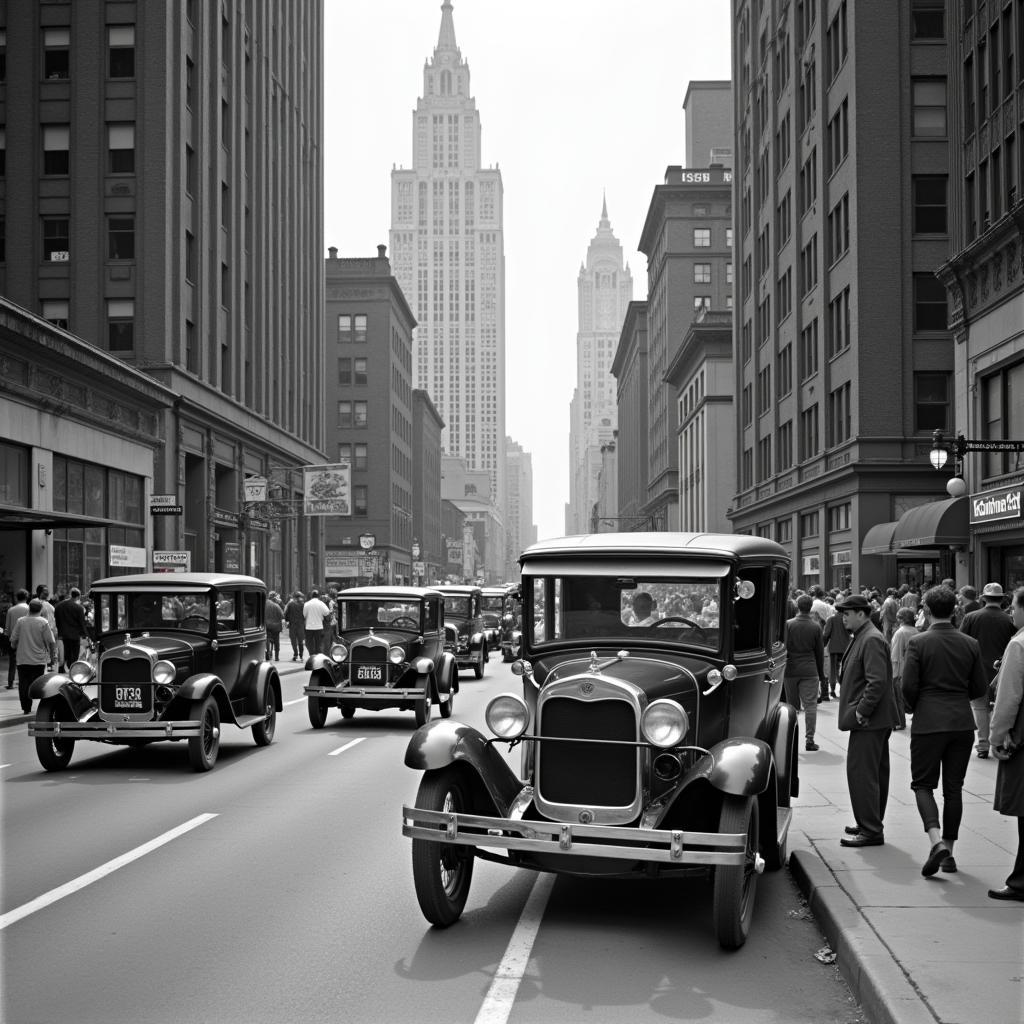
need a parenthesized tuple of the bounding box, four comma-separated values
(889, 607, 919, 729)
(284, 591, 306, 661)
(54, 587, 89, 670)
(960, 582, 1016, 759)
(784, 594, 827, 750)
(900, 586, 988, 877)
(302, 589, 331, 659)
(988, 586, 1024, 902)
(823, 609, 851, 698)
(835, 593, 902, 847)
(9, 599, 58, 714)
(264, 592, 283, 661)
(3, 589, 30, 689)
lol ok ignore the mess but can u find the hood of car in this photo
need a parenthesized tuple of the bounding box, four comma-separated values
(539, 653, 700, 704)
(103, 634, 199, 660)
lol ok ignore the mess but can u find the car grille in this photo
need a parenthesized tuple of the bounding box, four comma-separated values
(537, 695, 637, 807)
(101, 656, 152, 683)
(351, 646, 386, 665)
(444, 625, 458, 645)
(98, 655, 154, 717)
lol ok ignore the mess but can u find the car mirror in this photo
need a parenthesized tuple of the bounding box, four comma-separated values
(734, 579, 756, 600)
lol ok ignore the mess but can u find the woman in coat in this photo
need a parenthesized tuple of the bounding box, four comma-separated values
(988, 586, 1024, 901)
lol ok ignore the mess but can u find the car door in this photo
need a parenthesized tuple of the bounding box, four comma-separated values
(212, 588, 242, 695)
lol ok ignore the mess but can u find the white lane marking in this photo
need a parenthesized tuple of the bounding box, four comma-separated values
(284, 696, 306, 707)
(327, 738, 365, 756)
(475, 872, 556, 1024)
(0, 764, 11, 770)
(0, 813, 218, 931)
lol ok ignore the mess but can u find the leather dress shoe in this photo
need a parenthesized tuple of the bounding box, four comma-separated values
(922, 842, 951, 877)
(844, 825, 861, 835)
(841, 832, 884, 847)
(805, 741, 819, 751)
(977, 749, 989, 759)
(941, 856, 957, 873)
(987, 886, 1024, 902)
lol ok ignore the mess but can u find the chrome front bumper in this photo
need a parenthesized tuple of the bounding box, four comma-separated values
(30, 719, 202, 740)
(402, 805, 748, 866)
(305, 684, 424, 702)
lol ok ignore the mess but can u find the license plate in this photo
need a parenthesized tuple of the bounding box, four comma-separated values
(101, 684, 153, 714)
(355, 665, 383, 682)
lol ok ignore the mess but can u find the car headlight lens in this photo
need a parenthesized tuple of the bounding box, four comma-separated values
(722, 663, 738, 680)
(330, 643, 348, 663)
(68, 660, 94, 685)
(510, 659, 531, 677)
(389, 646, 405, 665)
(641, 699, 690, 748)
(485, 693, 530, 740)
(153, 660, 176, 685)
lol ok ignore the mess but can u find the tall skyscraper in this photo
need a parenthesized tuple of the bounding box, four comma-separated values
(504, 437, 536, 577)
(389, 0, 506, 576)
(565, 199, 633, 534)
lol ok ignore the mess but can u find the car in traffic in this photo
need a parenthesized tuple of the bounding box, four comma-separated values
(498, 585, 523, 663)
(28, 573, 281, 772)
(303, 585, 457, 728)
(479, 586, 508, 648)
(403, 533, 797, 949)
(436, 584, 488, 678)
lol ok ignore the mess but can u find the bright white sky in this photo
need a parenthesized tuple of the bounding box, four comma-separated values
(323, 0, 732, 542)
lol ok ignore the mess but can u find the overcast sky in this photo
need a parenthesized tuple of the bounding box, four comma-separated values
(324, 0, 732, 543)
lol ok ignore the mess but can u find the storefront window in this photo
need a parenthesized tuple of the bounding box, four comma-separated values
(0, 442, 30, 505)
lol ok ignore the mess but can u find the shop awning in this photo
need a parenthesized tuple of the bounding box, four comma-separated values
(861, 520, 899, 555)
(0, 505, 122, 532)
(892, 496, 969, 550)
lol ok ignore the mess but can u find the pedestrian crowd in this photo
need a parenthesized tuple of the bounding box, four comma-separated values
(784, 578, 1024, 903)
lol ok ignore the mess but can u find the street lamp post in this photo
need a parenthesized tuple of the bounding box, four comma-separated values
(930, 430, 1024, 497)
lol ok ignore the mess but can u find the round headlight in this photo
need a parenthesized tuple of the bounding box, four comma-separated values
(510, 659, 531, 677)
(389, 646, 405, 665)
(707, 668, 723, 686)
(68, 660, 94, 685)
(153, 660, 176, 686)
(722, 663, 738, 681)
(330, 643, 348, 664)
(641, 699, 690, 748)
(485, 693, 530, 740)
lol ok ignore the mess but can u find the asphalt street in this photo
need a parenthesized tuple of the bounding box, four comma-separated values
(1, 653, 863, 1024)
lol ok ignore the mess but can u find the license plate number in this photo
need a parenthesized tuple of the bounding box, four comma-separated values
(355, 666, 383, 682)
(103, 684, 152, 712)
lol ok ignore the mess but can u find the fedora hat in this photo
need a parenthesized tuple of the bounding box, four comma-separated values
(835, 594, 871, 612)
(981, 582, 1005, 600)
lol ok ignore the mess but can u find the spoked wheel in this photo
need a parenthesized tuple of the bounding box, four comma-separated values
(713, 795, 760, 950)
(187, 696, 221, 772)
(411, 768, 475, 927)
(414, 686, 433, 728)
(308, 696, 329, 729)
(252, 689, 277, 746)
(34, 698, 76, 771)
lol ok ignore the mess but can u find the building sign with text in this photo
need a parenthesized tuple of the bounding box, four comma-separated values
(970, 483, 1023, 525)
(303, 463, 351, 516)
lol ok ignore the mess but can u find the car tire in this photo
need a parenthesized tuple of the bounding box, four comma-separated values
(411, 768, 475, 927)
(252, 688, 277, 746)
(439, 670, 455, 719)
(473, 645, 486, 679)
(187, 696, 220, 772)
(308, 696, 328, 729)
(340, 704, 356, 719)
(34, 697, 75, 772)
(415, 686, 433, 728)
(713, 794, 759, 950)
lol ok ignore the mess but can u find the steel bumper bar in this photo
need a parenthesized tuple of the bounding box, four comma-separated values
(304, 685, 423, 701)
(29, 720, 201, 739)
(402, 806, 747, 866)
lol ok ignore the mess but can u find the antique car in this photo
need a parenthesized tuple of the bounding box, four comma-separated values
(437, 584, 488, 678)
(479, 586, 508, 647)
(498, 585, 523, 663)
(28, 573, 281, 773)
(304, 585, 457, 728)
(403, 533, 798, 949)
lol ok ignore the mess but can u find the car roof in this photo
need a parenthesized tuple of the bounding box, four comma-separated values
(89, 573, 266, 591)
(337, 585, 445, 600)
(437, 584, 482, 595)
(521, 532, 788, 562)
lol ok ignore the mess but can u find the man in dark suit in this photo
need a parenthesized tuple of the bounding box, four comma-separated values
(901, 586, 988, 876)
(960, 582, 1016, 758)
(835, 593, 902, 847)
(54, 587, 89, 670)
(784, 594, 827, 750)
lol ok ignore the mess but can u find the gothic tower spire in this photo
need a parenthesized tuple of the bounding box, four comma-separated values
(436, 0, 458, 56)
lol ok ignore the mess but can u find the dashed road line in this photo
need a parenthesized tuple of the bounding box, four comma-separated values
(327, 738, 365, 756)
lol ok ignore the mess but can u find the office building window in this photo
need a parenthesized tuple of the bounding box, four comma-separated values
(826, 99, 849, 174)
(981, 360, 1024, 477)
(694, 295, 711, 313)
(0, 126, 4, 176)
(776, 190, 792, 247)
(758, 366, 772, 416)
(107, 299, 135, 352)
(799, 405, 820, 460)
(693, 262, 711, 283)
(827, 286, 851, 356)
(353, 443, 368, 471)
(354, 314, 367, 342)
(353, 401, 368, 427)
(42, 300, 69, 329)
(742, 384, 753, 426)
(828, 503, 851, 532)
(108, 123, 135, 173)
(758, 436, 772, 480)
(799, 148, 817, 214)
(108, 25, 135, 78)
(799, 235, 818, 296)
(43, 124, 70, 175)
(338, 358, 352, 386)
(799, 318, 819, 381)
(726, 228, 733, 248)
(742, 448, 753, 489)
(185, 319, 197, 373)
(828, 382, 852, 445)
(353, 485, 369, 517)
(915, 372, 950, 431)
(185, 230, 196, 282)
(777, 422, 793, 472)
(44, 27, 70, 79)
(911, 0, 944, 38)
(914, 273, 948, 330)
(693, 228, 711, 248)
(108, 216, 134, 260)
(912, 78, 947, 136)
(0, 29, 6, 83)
(776, 517, 793, 543)
(826, 2, 848, 81)
(776, 268, 792, 322)
(827, 194, 849, 263)
(43, 218, 70, 261)
(800, 511, 820, 538)
(777, 344, 793, 398)
(913, 176, 947, 233)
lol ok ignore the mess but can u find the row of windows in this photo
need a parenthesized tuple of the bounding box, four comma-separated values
(10, 25, 137, 82)
(37, 123, 136, 176)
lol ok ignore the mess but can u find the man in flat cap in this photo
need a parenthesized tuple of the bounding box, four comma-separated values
(835, 593, 903, 847)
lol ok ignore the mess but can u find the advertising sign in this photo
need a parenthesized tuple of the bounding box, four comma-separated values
(109, 545, 147, 568)
(446, 542, 463, 563)
(243, 477, 268, 502)
(150, 494, 183, 516)
(152, 550, 191, 573)
(325, 551, 360, 577)
(969, 483, 1023, 525)
(222, 542, 241, 572)
(303, 463, 351, 516)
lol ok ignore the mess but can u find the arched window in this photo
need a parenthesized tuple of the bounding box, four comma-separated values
(441, 70, 452, 95)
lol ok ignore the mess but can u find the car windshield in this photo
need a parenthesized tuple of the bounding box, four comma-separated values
(444, 596, 473, 619)
(481, 595, 504, 614)
(526, 576, 723, 652)
(339, 600, 421, 631)
(96, 592, 214, 632)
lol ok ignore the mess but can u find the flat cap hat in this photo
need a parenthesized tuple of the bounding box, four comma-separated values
(835, 593, 871, 611)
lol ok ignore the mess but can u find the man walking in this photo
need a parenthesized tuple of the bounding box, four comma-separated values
(303, 589, 331, 659)
(784, 594, 826, 751)
(264, 592, 283, 661)
(9, 599, 58, 714)
(960, 582, 1015, 758)
(880, 588, 900, 643)
(835, 593, 902, 847)
(3, 589, 30, 689)
(284, 591, 305, 661)
(54, 587, 89, 670)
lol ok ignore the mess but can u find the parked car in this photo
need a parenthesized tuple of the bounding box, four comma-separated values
(28, 573, 281, 773)
(436, 585, 488, 678)
(498, 586, 523, 663)
(304, 586, 457, 728)
(479, 586, 508, 647)
(403, 533, 797, 949)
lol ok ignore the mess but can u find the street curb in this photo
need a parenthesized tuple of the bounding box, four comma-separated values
(789, 849, 934, 1024)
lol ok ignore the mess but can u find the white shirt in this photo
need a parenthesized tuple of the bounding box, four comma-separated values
(303, 597, 330, 630)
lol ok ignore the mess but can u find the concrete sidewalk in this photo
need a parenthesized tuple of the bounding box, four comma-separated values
(787, 700, 1023, 1024)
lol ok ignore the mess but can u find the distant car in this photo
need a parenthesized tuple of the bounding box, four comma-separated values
(437, 584, 487, 678)
(479, 586, 508, 647)
(498, 586, 523, 663)
(403, 533, 797, 949)
(303, 586, 456, 728)
(28, 573, 281, 772)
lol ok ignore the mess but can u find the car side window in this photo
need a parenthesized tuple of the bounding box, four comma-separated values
(216, 592, 237, 632)
(241, 591, 261, 631)
(733, 568, 768, 654)
(423, 600, 438, 631)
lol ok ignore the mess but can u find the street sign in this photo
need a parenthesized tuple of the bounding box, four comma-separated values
(222, 542, 241, 572)
(150, 494, 183, 516)
(360, 555, 376, 577)
(303, 463, 351, 516)
(243, 477, 268, 502)
(413, 560, 425, 575)
(359, 532, 376, 550)
(109, 545, 147, 568)
(325, 551, 360, 576)
(153, 550, 191, 573)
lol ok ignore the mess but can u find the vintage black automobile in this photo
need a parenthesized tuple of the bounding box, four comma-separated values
(479, 586, 508, 647)
(403, 533, 797, 949)
(498, 586, 523, 663)
(303, 586, 457, 728)
(28, 573, 281, 773)
(437, 584, 488, 678)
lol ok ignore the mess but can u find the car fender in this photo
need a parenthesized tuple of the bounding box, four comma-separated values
(405, 719, 522, 815)
(305, 652, 336, 673)
(689, 737, 774, 797)
(435, 652, 458, 695)
(28, 674, 94, 717)
(249, 662, 282, 714)
(767, 701, 799, 804)
(469, 631, 485, 651)
(177, 673, 225, 704)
